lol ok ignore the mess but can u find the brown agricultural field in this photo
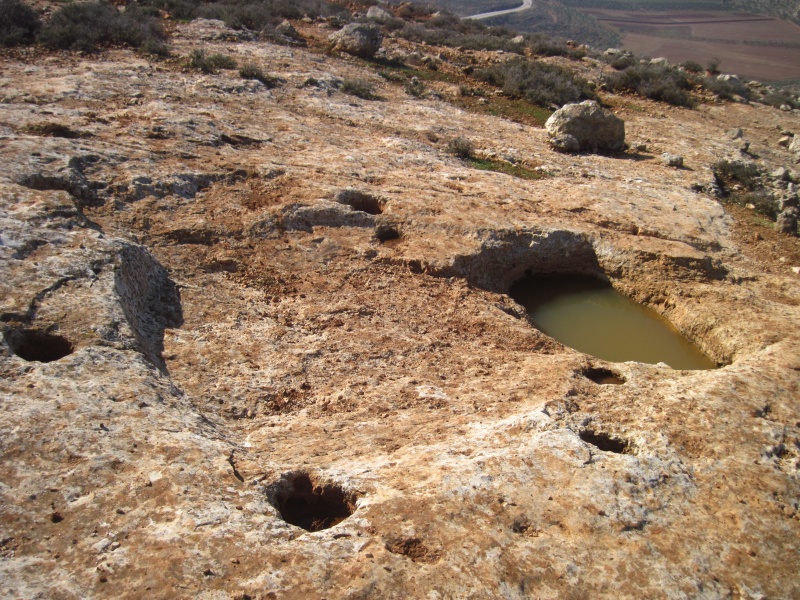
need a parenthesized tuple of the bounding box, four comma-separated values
(582, 9, 800, 81)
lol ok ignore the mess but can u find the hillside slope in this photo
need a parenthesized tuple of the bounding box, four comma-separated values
(1, 4, 800, 598)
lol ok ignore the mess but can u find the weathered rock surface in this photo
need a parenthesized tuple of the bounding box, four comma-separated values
(366, 6, 393, 23)
(545, 100, 626, 153)
(661, 152, 684, 168)
(328, 23, 382, 58)
(0, 15, 799, 600)
(776, 207, 799, 234)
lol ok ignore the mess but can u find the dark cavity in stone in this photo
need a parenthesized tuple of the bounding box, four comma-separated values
(580, 429, 632, 454)
(375, 224, 400, 243)
(269, 472, 357, 532)
(4, 327, 74, 363)
(335, 189, 384, 215)
(582, 367, 625, 385)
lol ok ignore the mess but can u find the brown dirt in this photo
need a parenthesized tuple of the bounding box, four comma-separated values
(581, 8, 800, 81)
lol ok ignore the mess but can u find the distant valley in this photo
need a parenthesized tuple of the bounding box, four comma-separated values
(427, 0, 800, 83)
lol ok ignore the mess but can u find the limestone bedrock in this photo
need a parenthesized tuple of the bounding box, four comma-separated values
(0, 17, 799, 600)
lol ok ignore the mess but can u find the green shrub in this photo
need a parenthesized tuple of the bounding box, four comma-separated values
(476, 58, 595, 108)
(139, 0, 348, 31)
(377, 69, 405, 83)
(603, 63, 693, 107)
(39, 2, 168, 53)
(465, 156, 545, 181)
(459, 85, 485, 97)
(712, 159, 762, 190)
(447, 136, 474, 159)
(340, 78, 377, 100)
(604, 51, 636, 70)
(404, 77, 426, 98)
(703, 76, 751, 101)
(239, 63, 279, 87)
(759, 90, 799, 110)
(208, 53, 237, 70)
(189, 50, 237, 73)
(137, 0, 197, 20)
(526, 33, 583, 60)
(396, 18, 525, 54)
(680, 60, 703, 74)
(0, 0, 40, 47)
(740, 190, 778, 219)
(711, 159, 777, 218)
(396, 24, 504, 53)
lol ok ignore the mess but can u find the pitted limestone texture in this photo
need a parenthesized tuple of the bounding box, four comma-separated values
(267, 472, 357, 532)
(3, 326, 74, 363)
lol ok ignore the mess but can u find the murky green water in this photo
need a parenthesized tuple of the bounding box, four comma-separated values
(510, 275, 716, 370)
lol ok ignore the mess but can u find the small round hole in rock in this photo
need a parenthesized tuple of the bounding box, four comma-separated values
(582, 367, 625, 385)
(375, 224, 400, 243)
(4, 327, 74, 363)
(268, 472, 357, 532)
(335, 189, 384, 215)
(579, 429, 632, 454)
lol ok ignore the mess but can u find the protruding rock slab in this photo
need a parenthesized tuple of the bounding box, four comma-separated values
(328, 23, 382, 59)
(546, 100, 625, 154)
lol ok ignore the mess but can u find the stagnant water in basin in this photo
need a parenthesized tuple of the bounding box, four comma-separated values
(510, 275, 716, 370)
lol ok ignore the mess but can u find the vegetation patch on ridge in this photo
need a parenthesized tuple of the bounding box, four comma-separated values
(38, 1, 169, 54)
(476, 58, 596, 108)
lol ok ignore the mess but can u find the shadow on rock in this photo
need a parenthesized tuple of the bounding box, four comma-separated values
(114, 244, 183, 374)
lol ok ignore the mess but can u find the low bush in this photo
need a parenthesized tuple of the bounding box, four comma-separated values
(396, 15, 525, 54)
(39, 2, 168, 53)
(703, 76, 751, 101)
(0, 0, 40, 47)
(759, 89, 800, 110)
(447, 136, 474, 159)
(603, 51, 637, 70)
(680, 60, 704, 74)
(140, 0, 348, 32)
(398, 24, 523, 54)
(465, 156, 545, 180)
(404, 77, 426, 98)
(712, 159, 762, 190)
(459, 85, 485, 97)
(377, 69, 405, 83)
(526, 33, 584, 60)
(603, 63, 693, 107)
(340, 78, 377, 100)
(239, 63, 279, 87)
(476, 58, 595, 108)
(711, 159, 777, 218)
(739, 189, 779, 219)
(189, 50, 237, 73)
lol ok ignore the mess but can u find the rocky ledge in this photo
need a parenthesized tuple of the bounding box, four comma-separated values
(1, 14, 799, 600)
